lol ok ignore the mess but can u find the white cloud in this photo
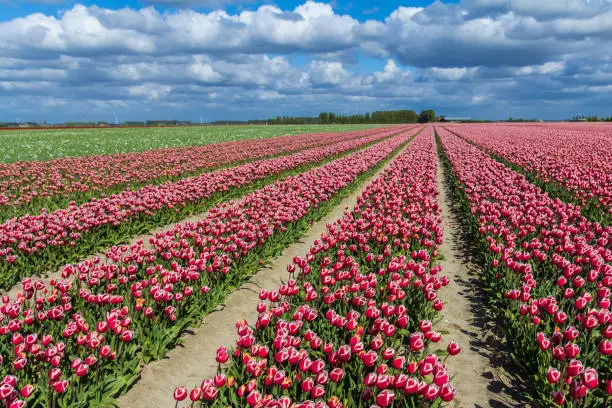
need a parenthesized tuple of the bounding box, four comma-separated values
(0, 2, 358, 58)
(515, 61, 565, 76)
(308, 60, 349, 85)
(1, 1, 612, 121)
(140, 0, 252, 7)
(128, 83, 172, 100)
(374, 60, 411, 84)
(429, 67, 479, 81)
(386, 6, 424, 22)
(471, 94, 486, 104)
(187, 62, 223, 82)
(464, 0, 612, 19)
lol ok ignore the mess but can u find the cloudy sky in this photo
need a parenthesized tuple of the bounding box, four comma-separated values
(1, 0, 611, 122)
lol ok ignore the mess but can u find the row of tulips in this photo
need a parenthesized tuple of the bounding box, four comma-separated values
(172, 127, 460, 408)
(446, 123, 612, 225)
(0, 126, 409, 221)
(436, 127, 612, 407)
(0, 130, 414, 407)
(0, 127, 414, 290)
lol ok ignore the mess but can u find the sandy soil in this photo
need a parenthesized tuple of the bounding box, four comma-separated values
(436, 149, 531, 408)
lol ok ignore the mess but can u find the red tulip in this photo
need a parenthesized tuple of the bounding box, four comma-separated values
(121, 330, 134, 343)
(74, 363, 89, 377)
(582, 368, 598, 389)
(447, 341, 461, 356)
(202, 386, 217, 401)
(375, 389, 395, 407)
(48, 368, 62, 382)
(329, 368, 344, 383)
(439, 382, 456, 401)
(20, 385, 34, 398)
(362, 372, 376, 388)
(213, 374, 227, 388)
(0, 384, 15, 400)
(567, 359, 584, 377)
(599, 339, 612, 355)
(310, 384, 325, 399)
(12, 358, 27, 371)
(52, 380, 68, 394)
(189, 387, 202, 401)
(552, 391, 565, 405)
(173, 386, 187, 401)
(301, 377, 314, 392)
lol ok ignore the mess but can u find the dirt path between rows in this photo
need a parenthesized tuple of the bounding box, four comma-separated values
(116, 146, 404, 408)
(435, 149, 530, 408)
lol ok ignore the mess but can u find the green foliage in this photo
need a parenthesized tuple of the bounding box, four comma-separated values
(418, 109, 436, 123)
(571, 115, 612, 122)
(277, 109, 421, 125)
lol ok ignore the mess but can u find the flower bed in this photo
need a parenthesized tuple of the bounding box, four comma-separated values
(0, 128, 416, 290)
(446, 123, 612, 225)
(437, 127, 611, 407)
(0, 127, 409, 220)
(172, 127, 459, 408)
(0, 131, 413, 408)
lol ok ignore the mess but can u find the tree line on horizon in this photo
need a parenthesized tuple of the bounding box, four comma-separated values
(0, 109, 438, 128)
(263, 109, 436, 125)
(571, 115, 612, 122)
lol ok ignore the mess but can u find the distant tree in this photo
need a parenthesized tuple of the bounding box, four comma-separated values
(418, 110, 436, 123)
(263, 108, 421, 125)
(398, 110, 418, 123)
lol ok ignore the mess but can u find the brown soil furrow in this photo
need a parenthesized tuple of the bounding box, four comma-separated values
(436, 143, 530, 408)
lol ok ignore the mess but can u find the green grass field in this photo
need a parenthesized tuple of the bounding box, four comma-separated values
(0, 124, 385, 163)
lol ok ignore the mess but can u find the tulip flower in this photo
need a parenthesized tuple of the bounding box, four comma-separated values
(438, 126, 612, 408)
(173, 386, 187, 401)
(51, 380, 68, 394)
(375, 389, 395, 407)
(447, 341, 461, 356)
(161, 128, 462, 407)
(189, 387, 202, 401)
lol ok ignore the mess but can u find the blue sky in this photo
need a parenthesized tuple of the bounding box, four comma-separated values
(1, 0, 611, 122)
(1, 1, 459, 21)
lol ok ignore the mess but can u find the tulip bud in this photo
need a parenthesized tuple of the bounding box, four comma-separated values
(546, 367, 561, 383)
(190, 387, 202, 401)
(447, 341, 461, 356)
(552, 391, 565, 405)
(173, 386, 187, 401)
(52, 380, 68, 394)
(582, 368, 598, 389)
(20, 384, 34, 398)
(375, 389, 395, 407)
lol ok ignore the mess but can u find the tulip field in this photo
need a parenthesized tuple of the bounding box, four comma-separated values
(436, 125, 611, 407)
(0, 125, 380, 163)
(444, 124, 612, 226)
(0, 126, 411, 290)
(0, 122, 611, 407)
